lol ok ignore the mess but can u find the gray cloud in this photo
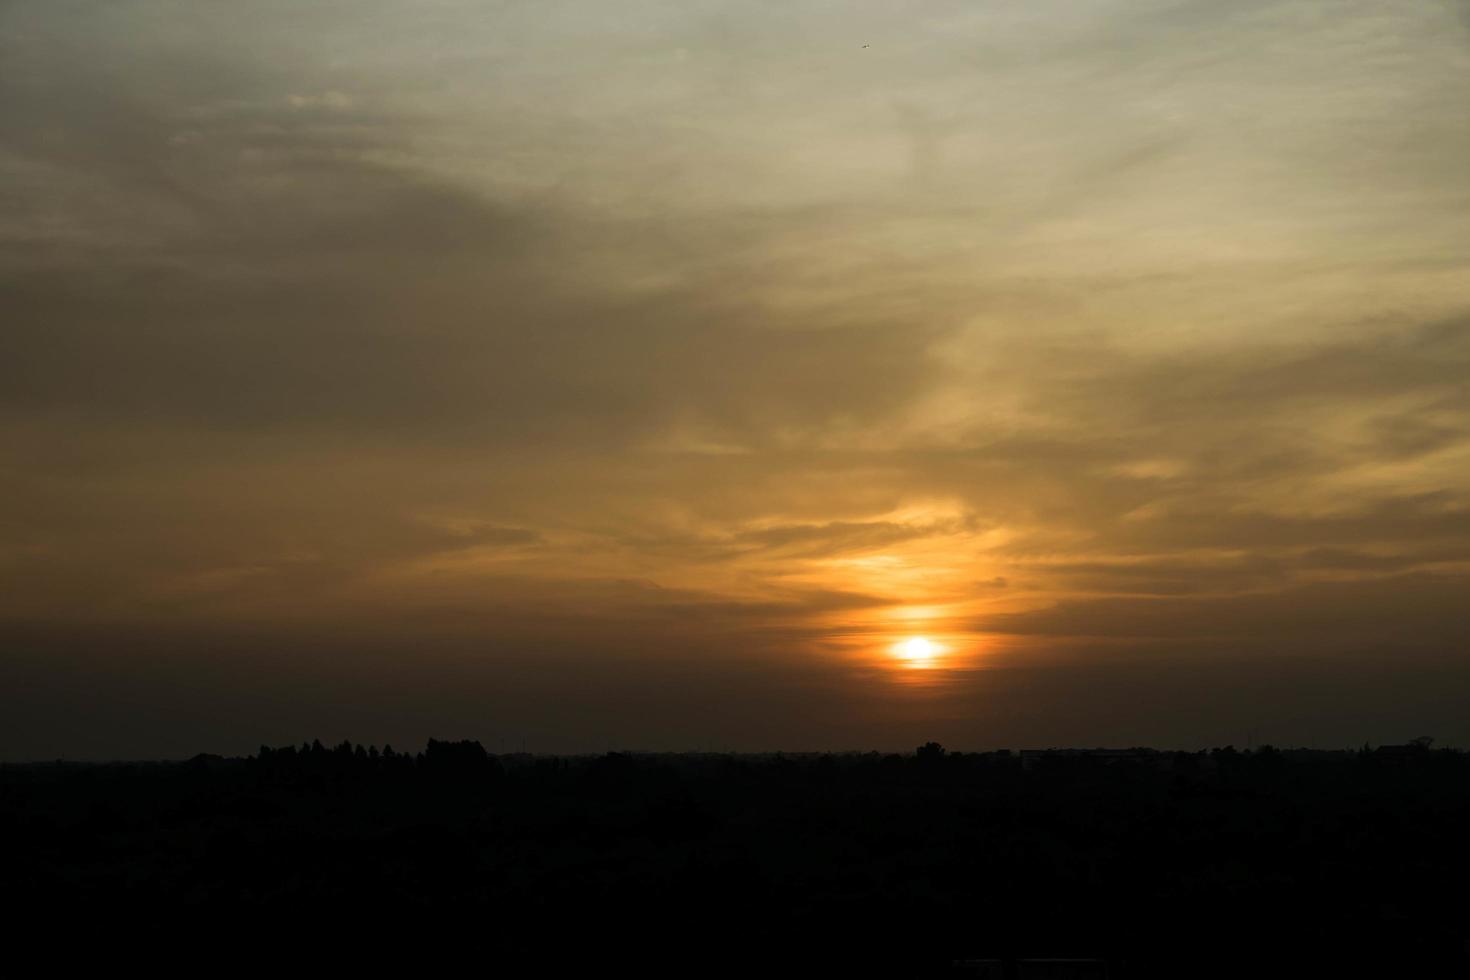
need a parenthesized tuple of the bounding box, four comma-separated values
(983, 573, 1470, 645)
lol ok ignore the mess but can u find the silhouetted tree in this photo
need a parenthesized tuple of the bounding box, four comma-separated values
(917, 741, 946, 761)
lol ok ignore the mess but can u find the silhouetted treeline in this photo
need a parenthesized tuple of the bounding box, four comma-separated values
(5, 740, 1468, 976)
(251, 737, 504, 785)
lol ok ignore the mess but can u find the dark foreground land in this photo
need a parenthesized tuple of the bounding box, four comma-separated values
(5, 740, 1469, 976)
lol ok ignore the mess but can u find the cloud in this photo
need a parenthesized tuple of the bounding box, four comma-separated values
(980, 573, 1470, 659)
(732, 516, 982, 558)
(3, 0, 1470, 755)
(286, 91, 354, 111)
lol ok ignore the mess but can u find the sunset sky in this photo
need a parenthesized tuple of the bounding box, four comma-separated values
(4, 0, 1469, 758)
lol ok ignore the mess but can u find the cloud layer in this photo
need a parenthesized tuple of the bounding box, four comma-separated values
(3, 0, 1469, 757)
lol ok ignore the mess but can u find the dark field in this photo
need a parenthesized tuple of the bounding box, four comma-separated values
(5, 741, 1468, 976)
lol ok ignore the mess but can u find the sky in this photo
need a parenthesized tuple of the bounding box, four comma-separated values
(3, 0, 1469, 759)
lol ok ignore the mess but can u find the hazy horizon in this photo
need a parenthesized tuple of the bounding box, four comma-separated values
(4, 0, 1469, 760)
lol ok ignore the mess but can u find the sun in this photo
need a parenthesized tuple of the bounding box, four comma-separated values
(895, 636, 938, 666)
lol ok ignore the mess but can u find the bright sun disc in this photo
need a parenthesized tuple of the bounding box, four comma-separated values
(897, 637, 936, 663)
